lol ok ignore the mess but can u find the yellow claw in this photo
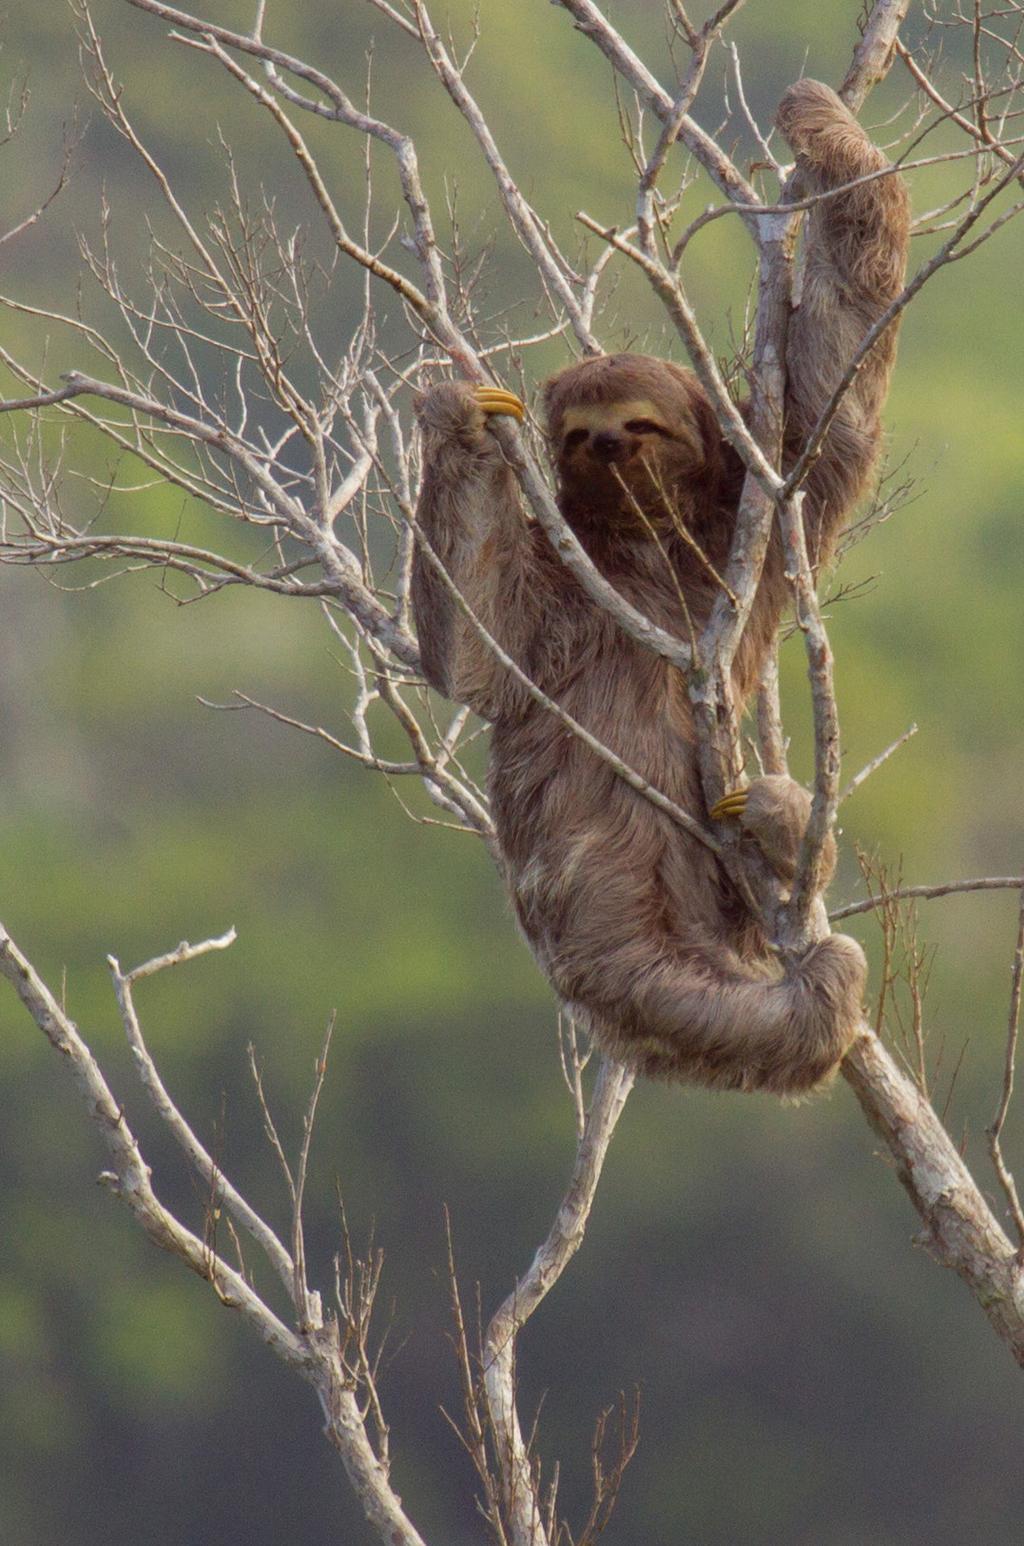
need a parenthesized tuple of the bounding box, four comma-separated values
(474, 386, 526, 421)
(709, 790, 748, 821)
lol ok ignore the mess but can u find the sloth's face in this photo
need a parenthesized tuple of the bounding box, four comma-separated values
(553, 394, 706, 535)
(556, 398, 676, 477)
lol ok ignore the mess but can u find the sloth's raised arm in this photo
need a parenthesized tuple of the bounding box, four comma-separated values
(777, 80, 911, 565)
(411, 383, 544, 723)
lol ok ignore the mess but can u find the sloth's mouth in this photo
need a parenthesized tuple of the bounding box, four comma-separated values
(588, 434, 641, 465)
(559, 460, 684, 543)
(588, 448, 666, 486)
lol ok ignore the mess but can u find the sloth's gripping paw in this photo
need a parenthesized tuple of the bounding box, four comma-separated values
(474, 385, 525, 421)
(708, 788, 749, 822)
(416, 381, 524, 449)
(710, 774, 836, 887)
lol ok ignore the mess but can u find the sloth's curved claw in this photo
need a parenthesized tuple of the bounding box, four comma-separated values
(474, 386, 526, 421)
(709, 789, 748, 821)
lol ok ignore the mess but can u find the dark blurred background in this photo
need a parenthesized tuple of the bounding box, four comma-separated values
(2, 3, 1022, 1543)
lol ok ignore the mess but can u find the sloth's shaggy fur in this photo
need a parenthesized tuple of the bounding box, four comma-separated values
(412, 81, 910, 1093)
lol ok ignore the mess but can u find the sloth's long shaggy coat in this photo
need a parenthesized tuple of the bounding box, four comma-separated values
(412, 81, 910, 1092)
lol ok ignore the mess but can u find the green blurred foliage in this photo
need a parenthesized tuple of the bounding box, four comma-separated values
(1, 4, 1023, 1545)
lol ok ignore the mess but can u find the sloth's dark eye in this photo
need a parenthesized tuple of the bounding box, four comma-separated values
(563, 428, 589, 451)
(624, 418, 669, 436)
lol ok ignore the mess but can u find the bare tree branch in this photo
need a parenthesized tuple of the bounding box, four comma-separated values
(988, 887, 1024, 1256)
(845, 1030, 1024, 1366)
(108, 931, 298, 1299)
(483, 1058, 634, 1546)
(841, 0, 914, 108)
(831, 877, 1024, 921)
(0, 921, 432, 1546)
(840, 723, 918, 802)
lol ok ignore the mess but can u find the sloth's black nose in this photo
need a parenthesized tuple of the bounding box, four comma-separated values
(592, 431, 628, 462)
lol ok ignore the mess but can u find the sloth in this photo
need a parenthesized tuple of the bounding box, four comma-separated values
(411, 80, 910, 1093)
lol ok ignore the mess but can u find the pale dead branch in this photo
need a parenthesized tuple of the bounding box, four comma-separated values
(0, 920, 431, 1546)
(482, 1059, 635, 1546)
(988, 887, 1024, 1256)
(832, 876, 1024, 920)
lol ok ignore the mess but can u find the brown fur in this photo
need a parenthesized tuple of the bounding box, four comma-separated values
(411, 82, 910, 1094)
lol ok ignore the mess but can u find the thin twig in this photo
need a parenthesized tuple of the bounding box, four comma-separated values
(840, 724, 918, 802)
(831, 877, 1024, 920)
(107, 933, 298, 1300)
(987, 887, 1024, 1255)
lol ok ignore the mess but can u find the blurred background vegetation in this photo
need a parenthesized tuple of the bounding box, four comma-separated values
(1, 3, 1022, 1543)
